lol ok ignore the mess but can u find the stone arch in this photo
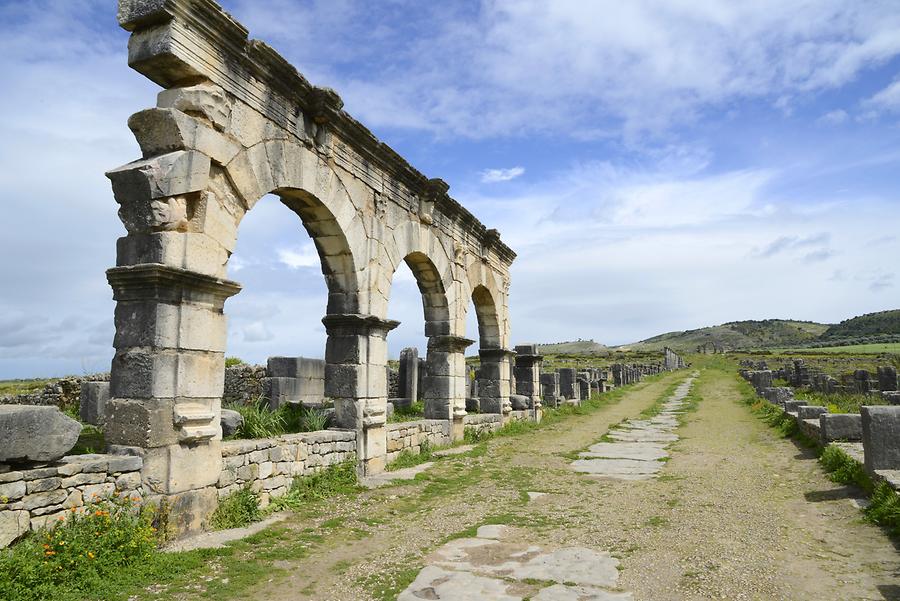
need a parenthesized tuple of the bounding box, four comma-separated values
(383, 225, 470, 428)
(464, 259, 513, 415)
(223, 140, 367, 316)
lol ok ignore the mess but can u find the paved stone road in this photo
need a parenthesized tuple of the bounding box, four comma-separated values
(572, 375, 696, 481)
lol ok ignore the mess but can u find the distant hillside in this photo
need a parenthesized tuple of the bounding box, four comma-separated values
(618, 319, 830, 352)
(821, 309, 900, 339)
(536, 340, 608, 355)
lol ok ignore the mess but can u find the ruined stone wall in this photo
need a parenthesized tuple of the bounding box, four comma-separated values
(222, 364, 268, 405)
(0, 454, 142, 548)
(217, 430, 356, 506)
(0, 374, 109, 410)
(462, 414, 504, 438)
(385, 420, 452, 463)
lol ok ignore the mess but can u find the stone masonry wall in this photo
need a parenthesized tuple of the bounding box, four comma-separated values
(386, 420, 452, 464)
(0, 374, 109, 409)
(0, 453, 143, 548)
(217, 429, 356, 506)
(462, 414, 504, 438)
(222, 365, 268, 405)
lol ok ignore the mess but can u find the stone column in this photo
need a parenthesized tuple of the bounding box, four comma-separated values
(558, 368, 577, 400)
(513, 344, 543, 414)
(540, 372, 560, 408)
(397, 347, 419, 409)
(323, 314, 398, 476)
(106, 264, 240, 533)
(478, 348, 515, 415)
(424, 335, 474, 440)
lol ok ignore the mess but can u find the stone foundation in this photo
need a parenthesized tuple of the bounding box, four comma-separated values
(386, 420, 452, 463)
(217, 429, 356, 506)
(0, 453, 143, 547)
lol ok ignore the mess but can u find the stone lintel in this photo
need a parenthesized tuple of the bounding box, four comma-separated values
(322, 313, 400, 337)
(107, 263, 241, 307)
(428, 335, 476, 353)
(117, 0, 515, 266)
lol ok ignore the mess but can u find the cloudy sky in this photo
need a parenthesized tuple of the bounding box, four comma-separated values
(1, 0, 899, 378)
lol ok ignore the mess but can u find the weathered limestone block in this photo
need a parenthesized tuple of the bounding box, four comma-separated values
(220, 409, 244, 437)
(0, 510, 30, 548)
(883, 391, 900, 405)
(861, 406, 900, 472)
(80, 381, 111, 426)
(878, 366, 898, 391)
(128, 108, 241, 164)
(509, 394, 530, 410)
(762, 387, 794, 406)
(0, 406, 81, 463)
(798, 406, 828, 420)
(783, 400, 805, 414)
(559, 369, 577, 400)
(397, 347, 419, 409)
(157, 82, 232, 130)
(820, 414, 863, 443)
(540, 372, 560, 408)
(107, 150, 211, 220)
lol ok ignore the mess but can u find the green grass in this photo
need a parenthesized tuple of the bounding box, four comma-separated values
(226, 399, 332, 439)
(772, 343, 900, 354)
(210, 486, 263, 530)
(818, 445, 873, 492)
(269, 459, 361, 510)
(0, 378, 55, 396)
(386, 440, 433, 471)
(69, 424, 105, 455)
(0, 496, 161, 601)
(388, 401, 425, 423)
(795, 389, 886, 414)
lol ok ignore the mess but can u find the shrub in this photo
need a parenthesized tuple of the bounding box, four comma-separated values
(210, 486, 262, 530)
(233, 398, 286, 439)
(224, 357, 246, 367)
(865, 482, 900, 536)
(0, 495, 157, 601)
(299, 407, 329, 432)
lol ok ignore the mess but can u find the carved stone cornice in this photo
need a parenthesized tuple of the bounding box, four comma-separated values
(116, 0, 516, 266)
(321, 313, 400, 337)
(427, 335, 476, 353)
(107, 263, 241, 307)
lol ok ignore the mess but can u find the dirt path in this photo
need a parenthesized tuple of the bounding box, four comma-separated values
(140, 368, 900, 600)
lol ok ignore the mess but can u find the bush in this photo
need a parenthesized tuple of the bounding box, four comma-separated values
(0, 495, 157, 601)
(229, 399, 332, 440)
(234, 398, 287, 439)
(210, 486, 262, 530)
(224, 357, 246, 367)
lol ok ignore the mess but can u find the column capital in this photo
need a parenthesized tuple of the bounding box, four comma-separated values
(322, 313, 400, 336)
(107, 263, 241, 307)
(428, 335, 476, 353)
(479, 347, 516, 360)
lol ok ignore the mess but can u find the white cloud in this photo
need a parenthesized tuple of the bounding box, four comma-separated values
(480, 166, 525, 183)
(242, 321, 274, 343)
(277, 244, 319, 269)
(862, 79, 900, 116)
(228, 1, 900, 139)
(819, 109, 848, 125)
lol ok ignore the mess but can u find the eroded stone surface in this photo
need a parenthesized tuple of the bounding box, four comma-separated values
(399, 526, 630, 600)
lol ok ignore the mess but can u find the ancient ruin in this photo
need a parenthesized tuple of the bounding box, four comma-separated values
(100, 0, 515, 530)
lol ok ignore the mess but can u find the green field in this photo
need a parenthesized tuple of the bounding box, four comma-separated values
(770, 343, 900, 355)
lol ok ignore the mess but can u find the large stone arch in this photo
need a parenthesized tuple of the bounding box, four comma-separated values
(106, 0, 515, 534)
(463, 259, 513, 414)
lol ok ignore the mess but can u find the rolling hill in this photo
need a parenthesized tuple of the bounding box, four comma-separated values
(617, 319, 830, 352)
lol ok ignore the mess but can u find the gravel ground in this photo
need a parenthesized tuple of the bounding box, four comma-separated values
(173, 368, 900, 601)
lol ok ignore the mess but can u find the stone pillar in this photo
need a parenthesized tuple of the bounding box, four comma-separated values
(323, 313, 398, 476)
(540, 372, 560, 408)
(612, 364, 623, 388)
(478, 348, 515, 415)
(513, 344, 543, 413)
(861, 406, 900, 472)
(106, 264, 240, 533)
(559, 368, 577, 400)
(424, 335, 474, 440)
(878, 366, 898, 392)
(397, 347, 419, 409)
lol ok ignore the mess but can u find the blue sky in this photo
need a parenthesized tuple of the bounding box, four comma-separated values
(0, 0, 899, 378)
